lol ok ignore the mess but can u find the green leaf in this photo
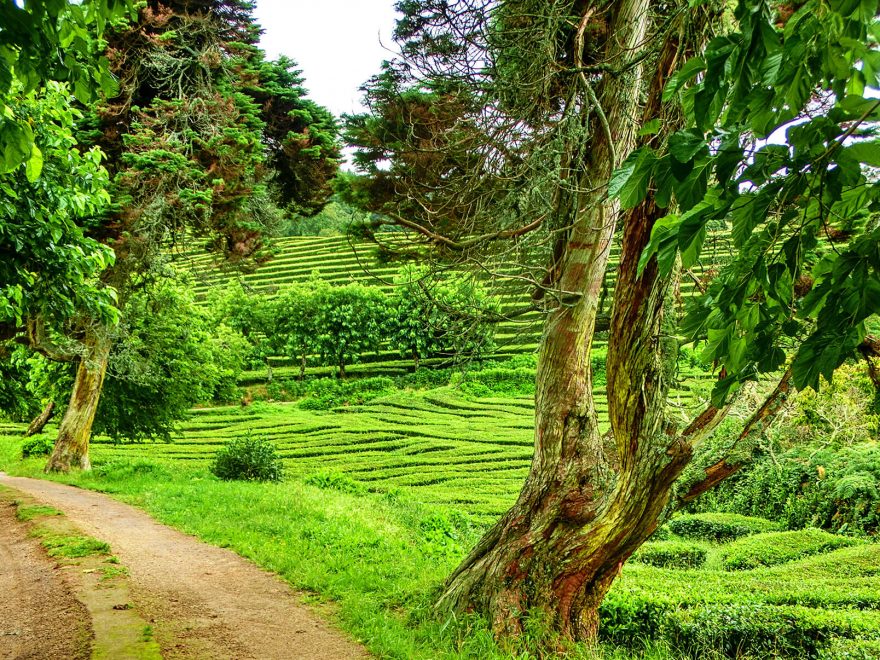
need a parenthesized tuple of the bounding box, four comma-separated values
(608, 147, 657, 209)
(663, 56, 706, 102)
(668, 129, 706, 163)
(638, 119, 661, 136)
(843, 140, 880, 167)
(25, 144, 43, 182)
(638, 214, 681, 276)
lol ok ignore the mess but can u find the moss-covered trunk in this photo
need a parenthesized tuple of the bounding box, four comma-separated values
(45, 329, 111, 473)
(437, 0, 705, 640)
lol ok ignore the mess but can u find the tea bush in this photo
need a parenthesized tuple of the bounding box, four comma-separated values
(632, 540, 708, 569)
(718, 529, 860, 571)
(20, 434, 54, 458)
(304, 471, 367, 494)
(211, 433, 283, 482)
(668, 512, 779, 542)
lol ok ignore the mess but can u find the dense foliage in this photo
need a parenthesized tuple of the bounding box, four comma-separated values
(0, 83, 116, 332)
(616, 0, 880, 402)
(211, 277, 499, 380)
(211, 432, 283, 482)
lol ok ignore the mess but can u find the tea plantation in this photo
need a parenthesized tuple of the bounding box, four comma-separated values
(2, 236, 877, 659)
(3, 385, 879, 658)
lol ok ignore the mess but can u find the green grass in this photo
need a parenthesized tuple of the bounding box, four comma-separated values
(2, 384, 878, 658)
(35, 531, 111, 558)
(15, 503, 63, 521)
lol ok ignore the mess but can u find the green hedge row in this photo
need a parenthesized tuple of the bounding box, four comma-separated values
(600, 595, 880, 659)
(668, 512, 780, 542)
(718, 528, 860, 571)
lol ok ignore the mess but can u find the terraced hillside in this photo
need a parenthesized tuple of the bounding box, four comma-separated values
(177, 233, 734, 381)
(84, 379, 719, 524)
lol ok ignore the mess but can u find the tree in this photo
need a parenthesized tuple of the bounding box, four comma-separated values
(41, 0, 339, 472)
(268, 284, 321, 380)
(8, 275, 247, 441)
(389, 266, 498, 369)
(347, 0, 879, 643)
(313, 283, 389, 378)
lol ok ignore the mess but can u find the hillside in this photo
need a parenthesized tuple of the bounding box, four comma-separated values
(175, 233, 730, 388)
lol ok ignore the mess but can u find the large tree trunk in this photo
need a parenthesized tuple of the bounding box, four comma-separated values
(24, 401, 55, 437)
(437, 1, 705, 641)
(45, 330, 111, 473)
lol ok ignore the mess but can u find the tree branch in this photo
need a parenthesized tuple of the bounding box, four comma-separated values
(385, 211, 546, 251)
(676, 368, 793, 508)
(18, 317, 78, 362)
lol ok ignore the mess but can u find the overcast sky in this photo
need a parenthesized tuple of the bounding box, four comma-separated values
(252, 0, 400, 120)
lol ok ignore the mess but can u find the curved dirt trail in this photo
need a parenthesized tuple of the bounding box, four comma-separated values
(0, 497, 91, 659)
(0, 474, 367, 660)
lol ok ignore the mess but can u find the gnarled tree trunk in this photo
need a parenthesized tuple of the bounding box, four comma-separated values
(24, 401, 55, 437)
(45, 329, 111, 473)
(436, 0, 709, 641)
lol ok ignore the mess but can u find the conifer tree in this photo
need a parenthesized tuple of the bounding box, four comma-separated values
(45, 0, 339, 472)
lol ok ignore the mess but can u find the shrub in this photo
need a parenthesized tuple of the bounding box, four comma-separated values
(668, 512, 779, 542)
(693, 366, 880, 535)
(419, 511, 472, 558)
(718, 528, 860, 571)
(211, 433, 283, 482)
(663, 603, 880, 659)
(296, 376, 395, 410)
(600, 597, 880, 658)
(21, 434, 54, 458)
(632, 541, 707, 569)
(697, 443, 880, 536)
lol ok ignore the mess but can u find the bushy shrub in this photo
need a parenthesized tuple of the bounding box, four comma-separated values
(718, 528, 860, 571)
(632, 540, 708, 569)
(599, 593, 671, 646)
(692, 365, 880, 536)
(663, 603, 880, 659)
(419, 511, 472, 558)
(21, 434, 54, 458)
(295, 376, 396, 410)
(396, 367, 454, 390)
(668, 512, 778, 542)
(697, 443, 880, 536)
(211, 433, 283, 482)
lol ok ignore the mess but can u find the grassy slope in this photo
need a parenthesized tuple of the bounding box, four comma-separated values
(2, 388, 879, 658)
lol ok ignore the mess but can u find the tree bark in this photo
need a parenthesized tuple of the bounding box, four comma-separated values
(436, 1, 714, 641)
(24, 401, 55, 438)
(45, 329, 111, 473)
(437, 0, 665, 640)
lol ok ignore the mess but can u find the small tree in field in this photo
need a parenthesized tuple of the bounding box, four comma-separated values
(268, 284, 322, 380)
(347, 0, 880, 644)
(389, 266, 499, 369)
(314, 283, 389, 378)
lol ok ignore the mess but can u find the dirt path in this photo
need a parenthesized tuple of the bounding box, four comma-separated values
(0, 474, 367, 660)
(0, 496, 91, 660)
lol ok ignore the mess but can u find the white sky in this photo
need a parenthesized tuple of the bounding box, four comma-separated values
(252, 0, 400, 120)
